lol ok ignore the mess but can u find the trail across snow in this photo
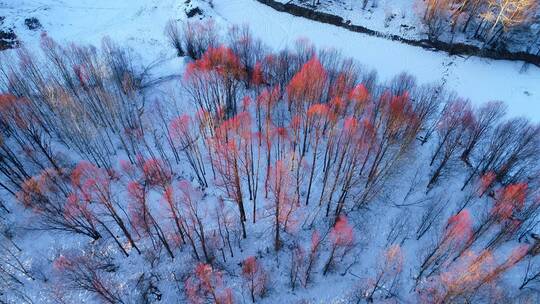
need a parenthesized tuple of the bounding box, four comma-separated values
(2, 0, 539, 121)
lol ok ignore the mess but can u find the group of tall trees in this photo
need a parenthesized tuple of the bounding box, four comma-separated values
(422, 0, 539, 45)
(0, 20, 538, 303)
(312, 0, 540, 53)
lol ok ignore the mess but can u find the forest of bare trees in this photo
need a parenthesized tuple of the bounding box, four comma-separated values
(0, 19, 539, 303)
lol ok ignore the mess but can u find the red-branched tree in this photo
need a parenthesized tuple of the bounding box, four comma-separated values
(241, 256, 268, 302)
(478, 171, 497, 196)
(184, 45, 246, 120)
(161, 185, 188, 247)
(323, 215, 355, 275)
(286, 57, 327, 157)
(418, 245, 529, 303)
(71, 161, 140, 256)
(477, 183, 532, 251)
(268, 159, 298, 251)
(126, 179, 174, 259)
(363, 244, 404, 302)
(213, 197, 236, 261)
(185, 263, 233, 304)
(53, 250, 126, 304)
(492, 183, 528, 221)
(229, 110, 259, 221)
(140, 157, 172, 189)
(417, 209, 473, 286)
(256, 86, 280, 198)
(210, 112, 256, 238)
(330, 117, 374, 218)
(303, 230, 322, 287)
(304, 104, 329, 206)
(17, 169, 101, 241)
(348, 84, 371, 117)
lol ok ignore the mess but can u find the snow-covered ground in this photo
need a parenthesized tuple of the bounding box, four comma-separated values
(1, 0, 539, 121)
